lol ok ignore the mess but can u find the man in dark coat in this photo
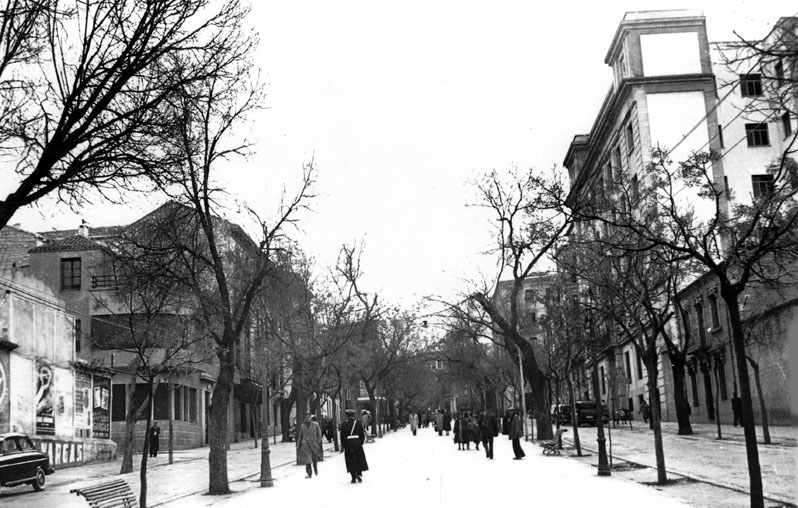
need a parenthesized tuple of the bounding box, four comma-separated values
(442, 411, 452, 436)
(478, 410, 499, 459)
(508, 409, 525, 460)
(149, 421, 160, 457)
(340, 409, 369, 483)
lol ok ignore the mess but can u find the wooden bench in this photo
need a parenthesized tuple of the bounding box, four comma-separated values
(70, 479, 137, 508)
(540, 428, 568, 455)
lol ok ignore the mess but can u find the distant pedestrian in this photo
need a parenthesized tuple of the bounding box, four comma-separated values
(467, 414, 481, 450)
(639, 400, 650, 425)
(409, 413, 419, 436)
(731, 393, 743, 427)
(508, 409, 525, 459)
(341, 409, 369, 483)
(361, 410, 372, 438)
(149, 421, 160, 458)
(443, 411, 452, 436)
(435, 410, 444, 436)
(297, 413, 323, 478)
(453, 413, 465, 450)
(478, 410, 499, 459)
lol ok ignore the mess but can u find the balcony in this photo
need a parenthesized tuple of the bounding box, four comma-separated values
(90, 274, 117, 290)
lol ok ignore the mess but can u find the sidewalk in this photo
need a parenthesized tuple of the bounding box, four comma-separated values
(556, 420, 797, 506)
(0, 435, 337, 507)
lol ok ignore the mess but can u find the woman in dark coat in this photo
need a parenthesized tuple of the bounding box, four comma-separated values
(340, 409, 369, 483)
(467, 414, 481, 450)
(453, 414, 465, 449)
(442, 411, 452, 436)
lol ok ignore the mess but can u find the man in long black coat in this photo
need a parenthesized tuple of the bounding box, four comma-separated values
(478, 410, 499, 459)
(340, 409, 369, 483)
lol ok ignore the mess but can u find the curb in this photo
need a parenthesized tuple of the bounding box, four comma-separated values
(563, 438, 796, 507)
(150, 443, 340, 507)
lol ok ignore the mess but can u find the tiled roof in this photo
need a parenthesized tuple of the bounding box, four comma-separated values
(38, 225, 123, 242)
(28, 234, 104, 253)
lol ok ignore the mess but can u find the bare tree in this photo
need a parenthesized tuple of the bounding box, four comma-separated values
(0, 0, 253, 230)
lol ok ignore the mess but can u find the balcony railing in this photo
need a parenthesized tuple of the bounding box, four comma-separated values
(90, 274, 117, 289)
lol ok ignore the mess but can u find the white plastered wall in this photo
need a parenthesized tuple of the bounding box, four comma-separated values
(641, 32, 702, 76)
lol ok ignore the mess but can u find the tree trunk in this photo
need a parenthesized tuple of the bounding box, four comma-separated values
(139, 381, 154, 508)
(515, 337, 553, 440)
(566, 376, 581, 456)
(331, 388, 341, 452)
(259, 380, 273, 487)
(168, 385, 174, 465)
(747, 357, 771, 445)
(670, 357, 693, 435)
(121, 381, 137, 474)
(713, 360, 723, 439)
(646, 358, 667, 485)
(280, 391, 295, 442)
(208, 353, 235, 495)
(723, 287, 764, 508)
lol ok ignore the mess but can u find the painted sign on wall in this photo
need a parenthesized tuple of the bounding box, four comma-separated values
(35, 358, 55, 435)
(37, 439, 84, 466)
(75, 371, 92, 438)
(0, 352, 8, 433)
(93, 376, 110, 439)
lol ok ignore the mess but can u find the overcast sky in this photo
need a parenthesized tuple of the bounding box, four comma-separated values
(11, 0, 795, 307)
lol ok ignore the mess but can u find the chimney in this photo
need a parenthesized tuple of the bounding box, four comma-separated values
(78, 220, 89, 238)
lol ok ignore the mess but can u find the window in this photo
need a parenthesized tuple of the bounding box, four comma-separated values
(624, 351, 632, 382)
(600, 366, 606, 394)
(751, 174, 774, 199)
(708, 294, 720, 329)
(745, 123, 769, 146)
(695, 302, 706, 346)
(626, 123, 634, 154)
(775, 59, 784, 86)
(112, 384, 127, 421)
(75, 319, 82, 353)
(740, 74, 762, 96)
(189, 388, 198, 423)
(690, 370, 700, 406)
(631, 174, 639, 202)
(174, 385, 183, 420)
(612, 147, 622, 179)
(717, 125, 725, 148)
(718, 363, 728, 401)
(154, 384, 169, 420)
(529, 311, 537, 323)
(681, 309, 691, 335)
(61, 258, 81, 290)
(524, 289, 535, 301)
(783, 112, 793, 138)
(636, 349, 644, 380)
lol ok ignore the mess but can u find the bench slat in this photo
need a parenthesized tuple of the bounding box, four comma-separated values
(71, 479, 136, 508)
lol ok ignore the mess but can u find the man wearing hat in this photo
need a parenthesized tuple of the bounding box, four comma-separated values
(340, 408, 369, 483)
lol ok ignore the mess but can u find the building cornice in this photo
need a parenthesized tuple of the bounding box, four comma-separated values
(604, 11, 706, 65)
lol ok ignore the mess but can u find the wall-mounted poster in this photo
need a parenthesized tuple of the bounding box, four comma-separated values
(0, 353, 9, 433)
(35, 359, 55, 435)
(75, 371, 92, 438)
(93, 376, 110, 439)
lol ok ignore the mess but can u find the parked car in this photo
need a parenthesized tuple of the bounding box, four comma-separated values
(0, 433, 55, 492)
(574, 401, 610, 426)
(550, 403, 572, 425)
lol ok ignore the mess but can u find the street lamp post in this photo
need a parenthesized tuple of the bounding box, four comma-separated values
(591, 364, 611, 476)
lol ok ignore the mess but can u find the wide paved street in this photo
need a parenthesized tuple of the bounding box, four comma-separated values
(164, 426, 691, 508)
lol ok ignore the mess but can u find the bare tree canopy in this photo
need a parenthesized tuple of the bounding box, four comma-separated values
(0, 0, 253, 230)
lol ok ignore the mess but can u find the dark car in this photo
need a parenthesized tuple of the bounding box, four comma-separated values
(550, 403, 572, 425)
(574, 401, 610, 426)
(0, 433, 54, 492)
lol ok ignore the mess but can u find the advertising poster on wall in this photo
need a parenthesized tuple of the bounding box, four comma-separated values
(35, 358, 55, 435)
(75, 371, 92, 438)
(93, 376, 111, 439)
(0, 353, 9, 433)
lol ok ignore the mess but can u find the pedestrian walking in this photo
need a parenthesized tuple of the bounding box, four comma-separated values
(297, 413, 323, 478)
(508, 409, 525, 460)
(731, 393, 743, 427)
(478, 410, 499, 459)
(409, 412, 419, 436)
(453, 413, 465, 449)
(639, 400, 650, 425)
(149, 421, 160, 458)
(341, 409, 369, 483)
(467, 413, 481, 450)
(443, 410, 452, 436)
(435, 410, 444, 436)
